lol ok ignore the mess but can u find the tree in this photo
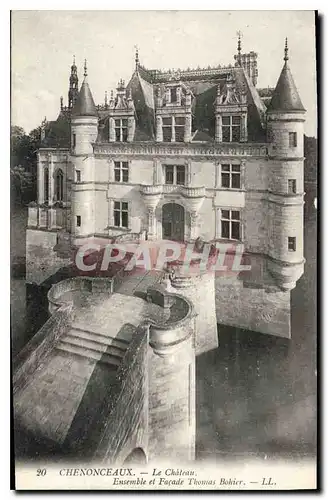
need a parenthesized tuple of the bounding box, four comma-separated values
(11, 125, 41, 205)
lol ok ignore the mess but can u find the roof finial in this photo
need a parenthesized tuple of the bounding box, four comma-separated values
(237, 31, 242, 56)
(73, 55, 76, 66)
(134, 45, 139, 69)
(104, 91, 108, 107)
(284, 37, 289, 62)
(84, 59, 88, 77)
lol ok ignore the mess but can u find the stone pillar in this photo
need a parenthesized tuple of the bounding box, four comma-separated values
(241, 113, 248, 142)
(215, 114, 222, 142)
(147, 208, 156, 240)
(169, 271, 218, 355)
(107, 159, 114, 183)
(156, 115, 163, 142)
(37, 156, 44, 204)
(171, 115, 176, 142)
(165, 88, 170, 104)
(109, 117, 115, 142)
(127, 116, 135, 142)
(148, 318, 196, 461)
(184, 114, 192, 142)
(176, 86, 181, 106)
(48, 154, 54, 206)
(190, 211, 199, 240)
(108, 198, 114, 227)
(48, 207, 55, 230)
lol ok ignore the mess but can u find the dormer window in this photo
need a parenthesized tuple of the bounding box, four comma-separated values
(215, 75, 248, 143)
(162, 116, 185, 142)
(222, 115, 242, 142)
(170, 87, 177, 103)
(115, 119, 128, 142)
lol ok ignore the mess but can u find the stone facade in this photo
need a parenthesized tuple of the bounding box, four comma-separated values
(26, 40, 305, 339)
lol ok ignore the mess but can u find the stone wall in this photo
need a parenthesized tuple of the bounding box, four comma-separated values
(215, 275, 291, 339)
(13, 303, 74, 396)
(93, 325, 149, 464)
(26, 229, 71, 285)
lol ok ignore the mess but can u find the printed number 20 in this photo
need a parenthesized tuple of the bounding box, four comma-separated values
(37, 469, 47, 476)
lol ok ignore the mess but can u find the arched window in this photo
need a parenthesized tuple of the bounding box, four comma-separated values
(44, 167, 49, 202)
(55, 169, 64, 201)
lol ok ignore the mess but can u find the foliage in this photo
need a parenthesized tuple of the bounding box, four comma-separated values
(11, 125, 41, 205)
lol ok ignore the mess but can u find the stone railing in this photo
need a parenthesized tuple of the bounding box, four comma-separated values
(141, 184, 205, 198)
(47, 277, 114, 314)
(94, 142, 268, 158)
(146, 286, 195, 357)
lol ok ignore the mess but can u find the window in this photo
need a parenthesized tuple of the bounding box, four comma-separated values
(289, 132, 297, 148)
(55, 169, 64, 201)
(114, 161, 129, 183)
(222, 115, 241, 142)
(288, 236, 296, 252)
(170, 87, 177, 103)
(115, 119, 128, 142)
(221, 209, 241, 240)
(76, 169, 81, 182)
(72, 133, 76, 149)
(164, 165, 186, 185)
(114, 201, 129, 228)
(221, 164, 241, 189)
(76, 215, 81, 227)
(175, 116, 185, 142)
(162, 117, 173, 142)
(162, 116, 185, 142)
(288, 179, 296, 194)
(44, 167, 49, 202)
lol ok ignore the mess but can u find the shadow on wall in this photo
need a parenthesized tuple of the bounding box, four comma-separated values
(122, 447, 147, 466)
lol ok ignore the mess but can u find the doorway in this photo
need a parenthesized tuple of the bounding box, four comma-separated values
(162, 202, 185, 242)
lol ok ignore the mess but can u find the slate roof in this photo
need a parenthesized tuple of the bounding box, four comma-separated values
(72, 77, 98, 117)
(41, 112, 71, 148)
(267, 62, 306, 113)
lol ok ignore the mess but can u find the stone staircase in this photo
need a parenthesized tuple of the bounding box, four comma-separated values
(56, 325, 130, 369)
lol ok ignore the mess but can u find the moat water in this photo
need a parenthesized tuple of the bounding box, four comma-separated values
(11, 192, 317, 461)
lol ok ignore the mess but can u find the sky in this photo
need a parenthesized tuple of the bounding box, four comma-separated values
(11, 10, 317, 136)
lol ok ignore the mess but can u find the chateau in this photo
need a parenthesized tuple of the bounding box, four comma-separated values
(26, 37, 306, 339)
(14, 36, 307, 465)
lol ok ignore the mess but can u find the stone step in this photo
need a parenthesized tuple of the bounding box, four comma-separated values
(68, 327, 129, 353)
(56, 341, 122, 367)
(69, 325, 130, 349)
(63, 332, 126, 359)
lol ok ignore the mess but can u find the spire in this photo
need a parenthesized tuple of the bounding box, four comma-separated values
(135, 45, 139, 69)
(84, 59, 88, 77)
(237, 31, 242, 64)
(72, 64, 97, 117)
(284, 37, 289, 62)
(68, 55, 79, 108)
(267, 39, 305, 113)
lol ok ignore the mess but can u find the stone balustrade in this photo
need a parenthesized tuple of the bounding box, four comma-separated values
(47, 276, 114, 314)
(28, 203, 70, 230)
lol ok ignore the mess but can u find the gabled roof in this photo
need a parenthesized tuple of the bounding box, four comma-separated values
(126, 70, 155, 140)
(267, 62, 305, 113)
(41, 112, 70, 148)
(72, 77, 98, 117)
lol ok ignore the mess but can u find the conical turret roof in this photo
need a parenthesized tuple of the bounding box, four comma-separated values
(267, 41, 305, 113)
(72, 77, 97, 117)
